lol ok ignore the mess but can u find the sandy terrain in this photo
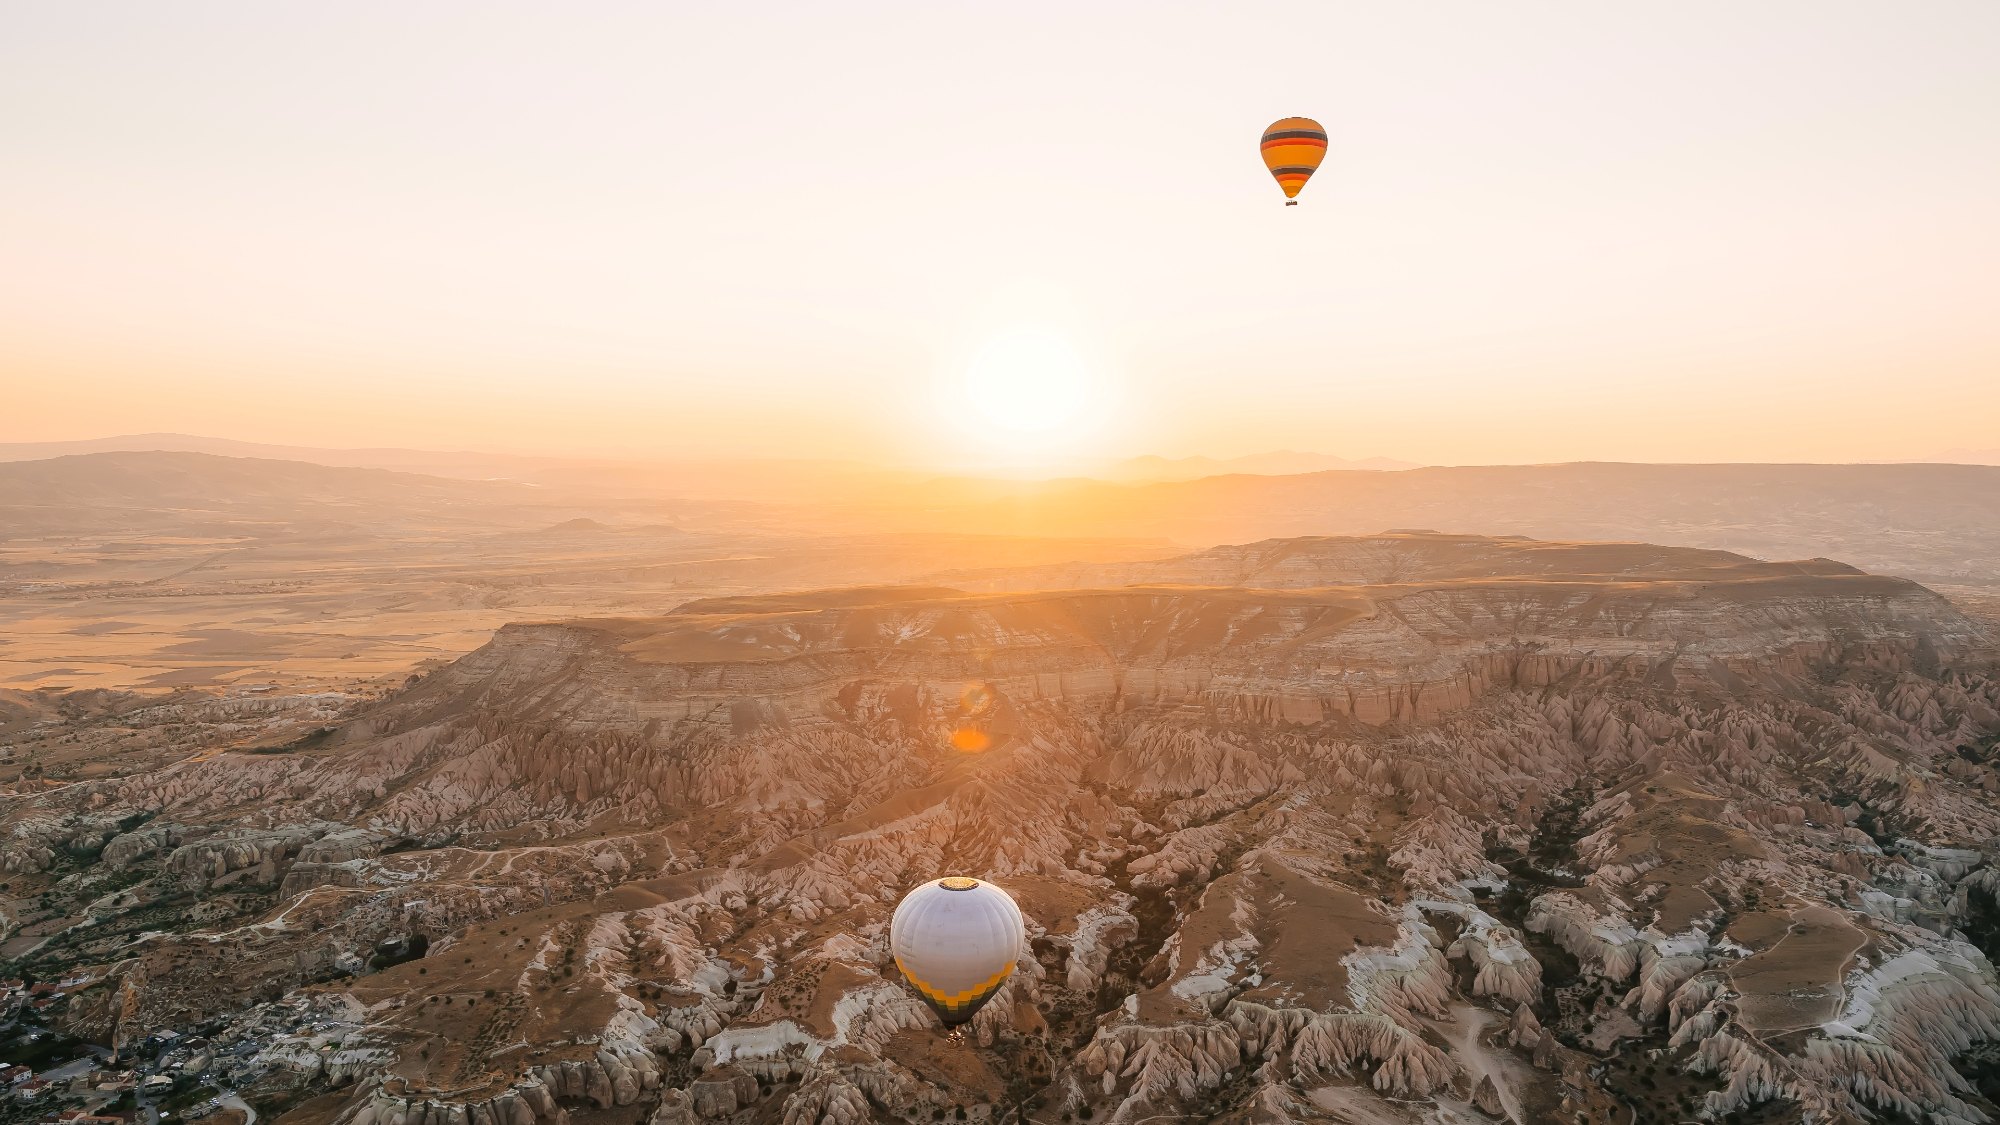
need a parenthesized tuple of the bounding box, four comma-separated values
(1728, 906, 1870, 1033)
(0, 527, 1171, 692)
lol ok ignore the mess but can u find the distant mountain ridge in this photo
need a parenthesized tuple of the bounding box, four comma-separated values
(0, 436, 932, 506)
(0, 451, 563, 538)
(0, 434, 1421, 487)
(0, 432, 554, 478)
(937, 460, 2000, 589)
(1099, 450, 1419, 480)
(8, 450, 2000, 589)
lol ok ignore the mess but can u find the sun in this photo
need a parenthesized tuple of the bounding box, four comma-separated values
(961, 330, 1094, 435)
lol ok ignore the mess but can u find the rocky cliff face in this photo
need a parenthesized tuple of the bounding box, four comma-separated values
(7, 535, 2000, 1125)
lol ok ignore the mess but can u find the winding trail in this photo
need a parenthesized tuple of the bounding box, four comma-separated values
(1432, 1003, 1527, 1124)
(219, 1092, 258, 1125)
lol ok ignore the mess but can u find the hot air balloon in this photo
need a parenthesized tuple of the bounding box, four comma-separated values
(1260, 117, 1327, 206)
(890, 877, 1025, 1028)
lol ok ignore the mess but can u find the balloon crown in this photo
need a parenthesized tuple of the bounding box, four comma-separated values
(938, 877, 981, 891)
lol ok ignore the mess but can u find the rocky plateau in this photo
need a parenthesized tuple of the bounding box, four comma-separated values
(5, 533, 2000, 1125)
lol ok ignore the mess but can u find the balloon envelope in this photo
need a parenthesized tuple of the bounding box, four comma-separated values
(1261, 116, 1327, 204)
(890, 877, 1025, 1026)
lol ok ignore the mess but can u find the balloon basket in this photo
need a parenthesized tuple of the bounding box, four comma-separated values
(946, 1028, 966, 1047)
(1285, 201, 1298, 207)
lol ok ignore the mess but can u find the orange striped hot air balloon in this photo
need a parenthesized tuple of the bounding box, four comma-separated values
(1260, 116, 1327, 206)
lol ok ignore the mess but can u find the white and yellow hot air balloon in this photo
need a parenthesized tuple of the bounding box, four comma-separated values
(890, 876, 1025, 1027)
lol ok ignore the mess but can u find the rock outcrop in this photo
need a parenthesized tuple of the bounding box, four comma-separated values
(8, 535, 1999, 1125)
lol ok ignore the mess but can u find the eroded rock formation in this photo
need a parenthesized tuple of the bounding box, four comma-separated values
(6, 535, 2000, 1124)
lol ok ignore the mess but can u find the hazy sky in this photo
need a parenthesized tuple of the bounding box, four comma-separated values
(4, 2, 1998, 468)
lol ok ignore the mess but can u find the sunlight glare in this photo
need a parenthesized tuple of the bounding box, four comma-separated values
(963, 330, 1093, 435)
